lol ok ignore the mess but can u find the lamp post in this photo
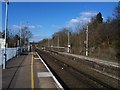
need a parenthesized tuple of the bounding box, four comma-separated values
(85, 26, 89, 56)
(3, 0, 9, 69)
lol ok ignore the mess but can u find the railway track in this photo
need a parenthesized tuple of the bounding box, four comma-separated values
(35, 48, 119, 89)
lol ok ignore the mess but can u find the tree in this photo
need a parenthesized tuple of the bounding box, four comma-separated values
(0, 31, 2, 38)
(106, 16, 112, 23)
(113, 1, 120, 61)
(2, 29, 9, 43)
(21, 26, 32, 45)
(14, 35, 20, 46)
(96, 12, 103, 23)
(113, 1, 120, 20)
(89, 12, 103, 29)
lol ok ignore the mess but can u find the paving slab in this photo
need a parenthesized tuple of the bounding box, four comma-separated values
(2, 52, 32, 89)
(2, 51, 62, 89)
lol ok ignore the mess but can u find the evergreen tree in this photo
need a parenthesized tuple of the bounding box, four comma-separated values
(96, 12, 103, 23)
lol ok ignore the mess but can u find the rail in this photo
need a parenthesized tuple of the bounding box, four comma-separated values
(40, 49, 120, 88)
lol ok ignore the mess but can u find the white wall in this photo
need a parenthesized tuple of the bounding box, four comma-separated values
(0, 38, 5, 48)
(0, 47, 20, 66)
(0, 49, 4, 65)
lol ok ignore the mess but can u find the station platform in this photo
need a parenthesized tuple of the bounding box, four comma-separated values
(2, 51, 63, 89)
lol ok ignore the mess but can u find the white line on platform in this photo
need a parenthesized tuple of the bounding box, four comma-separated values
(37, 72, 52, 77)
(36, 52, 64, 90)
(34, 58, 40, 60)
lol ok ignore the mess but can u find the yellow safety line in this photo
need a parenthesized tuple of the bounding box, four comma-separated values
(31, 52, 34, 90)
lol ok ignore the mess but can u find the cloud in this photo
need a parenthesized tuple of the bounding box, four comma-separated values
(11, 24, 42, 30)
(69, 18, 80, 24)
(32, 34, 41, 38)
(32, 34, 42, 40)
(65, 11, 98, 28)
(51, 24, 61, 29)
(12, 25, 20, 30)
(28, 25, 36, 29)
(80, 11, 97, 16)
(30, 34, 45, 42)
(29, 24, 42, 29)
(37, 25, 42, 28)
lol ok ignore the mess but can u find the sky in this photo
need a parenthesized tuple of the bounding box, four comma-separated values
(0, 1, 1, 31)
(1, 2, 118, 42)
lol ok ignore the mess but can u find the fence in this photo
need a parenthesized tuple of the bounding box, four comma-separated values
(0, 47, 20, 66)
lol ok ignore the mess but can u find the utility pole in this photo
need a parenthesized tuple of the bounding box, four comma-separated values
(67, 31, 70, 53)
(20, 21, 22, 54)
(26, 21, 30, 52)
(48, 38, 49, 47)
(48, 38, 50, 51)
(51, 39, 53, 51)
(86, 26, 88, 56)
(3, 0, 9, 69)
(57, 34, 59, 51)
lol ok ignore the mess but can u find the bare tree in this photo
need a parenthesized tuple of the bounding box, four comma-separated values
(21, 26, 32, 46)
